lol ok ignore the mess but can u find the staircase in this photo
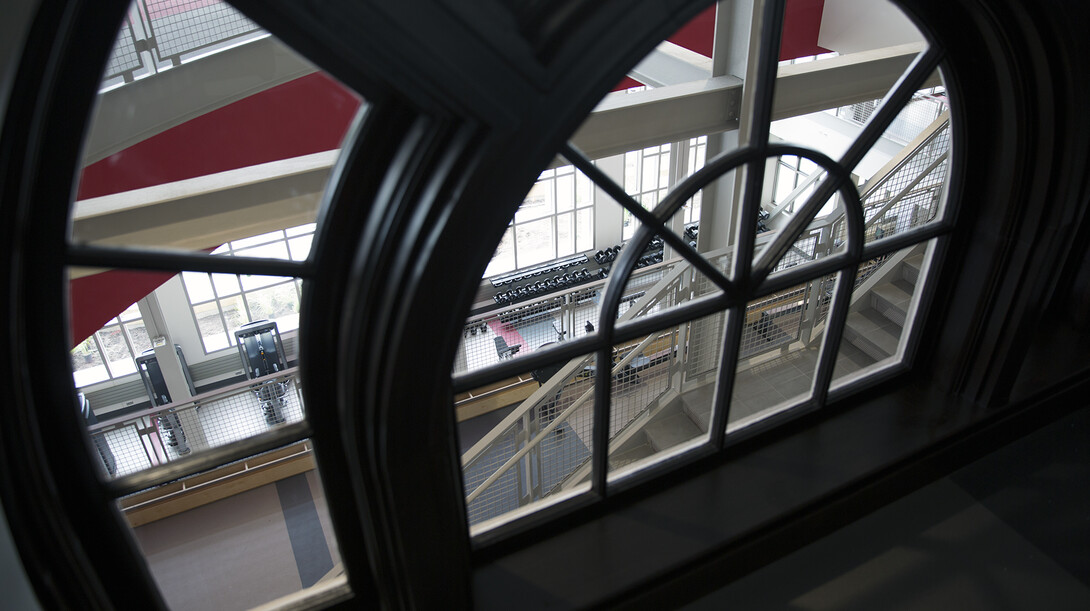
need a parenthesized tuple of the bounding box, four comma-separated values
(841, 248, 924, 366)
(594, 247, 926, 475)
(607, 384, 714, 469)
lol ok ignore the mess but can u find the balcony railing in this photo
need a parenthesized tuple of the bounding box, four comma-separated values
(103, 0, 264, 87)
(86, 367, 303, 479)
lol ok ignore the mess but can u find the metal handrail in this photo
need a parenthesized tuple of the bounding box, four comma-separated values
(464, 329, 664, 504)
(460, 261, 692, 469)
(102, 1, 265, 87)
(89, 366, 299, 432)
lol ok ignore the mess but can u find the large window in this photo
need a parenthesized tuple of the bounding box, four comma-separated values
(682, 135, 708, 224)
(183, 224, 314, 352)
(9, 0, 1081, 609)
(70, 303, 151, 387)
(772, 154, 819, 214)
(483, 165, 594, 277)
(622, 143, 672, 239)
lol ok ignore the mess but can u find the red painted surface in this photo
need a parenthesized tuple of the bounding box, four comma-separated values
(77, 72, 360, 200)
(72, 2, 826, 346)
(668, 4, 717, 58)
(611, 76, 645, 91)
(72, 74, 358, 346)
(781, 0, 830, 60)
(69, 270, 175, 347)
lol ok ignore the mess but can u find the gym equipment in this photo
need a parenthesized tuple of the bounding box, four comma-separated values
(234, 320, 290, 425)
(136, 345, 195, 455)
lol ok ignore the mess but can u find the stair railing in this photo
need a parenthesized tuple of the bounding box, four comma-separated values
(461, 260, 691, 473)
(464, 329, 665, 506)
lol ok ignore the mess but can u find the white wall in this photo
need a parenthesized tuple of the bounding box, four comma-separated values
(818, 0, 924, 55)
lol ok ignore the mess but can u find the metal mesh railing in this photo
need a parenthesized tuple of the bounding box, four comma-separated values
(739, 285, 808, 359)
(101, 1, 266, 86)
(835, 90, 948, 144)
(462, 327, 677, 526)
(456, 262, 679, 375)
(103, 15, 144, 82)
(143, 0, 262, 63)
(772, 229, 822, 273)
(834, 119, 951, 246)
(462, 418, 523, 525)
(86, 369, 304, 479)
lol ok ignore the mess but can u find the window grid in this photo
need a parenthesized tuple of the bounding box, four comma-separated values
(484, 165, 595, 278)
(683, 136, 708, 225)
(456, 16, 950, 533)
(772, 155, 818, 214)
(71, 304, 152, 388)
(183, 225, 314, 353)
(622, 144, 672, 239)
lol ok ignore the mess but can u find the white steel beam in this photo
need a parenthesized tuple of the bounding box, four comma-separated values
(83, 35, 318, 165)
(628, 41, 712, 87)
(71, 150, 334, 253)
(72, 44, 934, 258)
(573, 43, 932, 161)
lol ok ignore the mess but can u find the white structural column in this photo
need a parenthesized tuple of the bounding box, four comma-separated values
(592, 155, 626, 249)
(697, 0, 752, 254)
(137, 294, 209, 451)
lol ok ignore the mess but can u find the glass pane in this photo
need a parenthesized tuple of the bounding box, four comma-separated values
(234, 240, 290, 261)
(515, 217, 555, 267)
(285, 223, 317, 237)
(483, 227, 516, 278)
(211, 273, 241, 297)
(606, 320, 710, 479)
(121, 444, 346, 610)
(240, 272, 291, 292)
(576, 171, 593, 207)
(858, 102, 951, 247)
(72, 336, 109, 387)
(219, 294, 250, 337)
(73, 4, 362, 256)
(575, 208, 593, 253)
(727, 279, 832, 433)
(288, 234, 314, 261)
(71, 265, 307, 474)
(230, 229, 287, 250)
(99, 326, 138, 377)
(182, 271, 215, 303)
(642, 154, 660, 193)
(125, 319, 153, 355)
(460, 351, 596, 532)
(245, 281, 302, 332)
(514, 179, 555, 223)
(556, 172, 574, 212)
(556, 212, 574, 257)
(69, 267, 174, 387)
(831, 241, 933, 388)
(118, 302, 142, 322)
(775, 163, 798, 203)
(193, 301, 229, 353)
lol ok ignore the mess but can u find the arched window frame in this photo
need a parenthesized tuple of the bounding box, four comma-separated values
(1, 0, 1087, 609)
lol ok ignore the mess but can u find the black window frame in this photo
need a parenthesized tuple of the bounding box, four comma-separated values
(1, 0, 1089, 608)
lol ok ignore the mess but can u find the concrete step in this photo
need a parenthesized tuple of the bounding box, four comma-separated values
(609, 442, 654, 470)
(644, 412, 703, 452)
(843, 309, 901, 362)
(681, 384, 715, 433)
(870, 281, 913, 327)
(901, 252, 925, 286)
